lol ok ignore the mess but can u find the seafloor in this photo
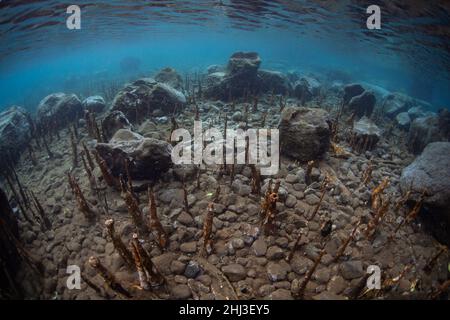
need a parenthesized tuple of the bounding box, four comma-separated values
(1, 52, 449, 300)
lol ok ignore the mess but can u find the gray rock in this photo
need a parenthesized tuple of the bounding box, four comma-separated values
(0, 106, 31, 159)
(83, 96, 106, 113)
(285, 195, 297, 208)
(312, 291, 347, 300)
(205, 52, 261, 100)
(37, 93, 82, 128)
(184, 261, 201, 278)
(170, 260, 186, 275)
(171, 284, 192, 299)
(383, 92, 414, 118)
(101, 110, 132, 141)
(95, 129, 172, 180)
(154, 67, 183, 91)
(279, 107, 331, 162)
(180, 242, 197, 254)
(407, 110, 449, 154)
(343, 84, 365, 104)
(396, 112, 411, 130)
(266, 246, 284, 260)
(111, 78, 186, 123)
(207, 65, 224, 74)
(267, 261, 291, 282)
(221, 264, 246, 282)
(177, 212, 194, 226)
(293, 76, 321, 102)
(252, 238, 267, 256)
(400, 142, 450, 244)
(340, 261, 364, 280)
(266, 288, 293, 300)
(231, 111, 244, 122)
(257, 70, 291, 95)
(347, 90, 376, 118)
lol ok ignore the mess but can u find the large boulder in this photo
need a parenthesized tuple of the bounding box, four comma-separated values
(293, 77, 321, 103)
(382, 92, 414, 119)
(0, 106, 31, 159)
(101, 111, 132, 141)
(257, 70, 291, 95)
(347, 90, 376, 117)
(407, 109, 450, 154)
(36, 93, 82, 128)
(279, 107, 331, 162)
(204, 52, 261, 100)
(111, 78, 186, 123)
(343, 84, 365, 105)
(95, 129, 173, 180)
(227, 51, 261, 76)
(154, 67, 183, 91)
(82, 96, 106, 113)
(400, 142, 450, 245)
(350, 116, 382, 153)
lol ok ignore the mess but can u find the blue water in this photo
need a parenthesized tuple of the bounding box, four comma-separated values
(1, 0, 449, 111)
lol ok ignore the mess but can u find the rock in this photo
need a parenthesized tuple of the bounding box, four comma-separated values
(184, 261, 201, 278)
(395, 112, 411, 130)
(207, 65, 224, 74)
(266, 288, 293, 300)
(313, 268, 331, 284)
(152, 252, 177, 275)
(351, 116, 381, 152)
(82, 96, 106, 113)
(36, 93, 82, 128)
(101, 111, 132, 142)
(180, 242, 197, 254)
(407, 110, 450, 154)
(279, 107, 331, 162)
(227, 51, 261, 76)
(221, 264, 246, 282)
(340, 261, 364, 280)
(111, 78, 186, 122)
(266, 246, 284, 260)
(290, 256, 313, 275)
(171, 284, 192, 299)
(251, 238, 267, 256)
(293, 76, 321, 102)
(257, 70, 291, 95)
(95, 129, 172, 180)
(172, 164, 198, 181)
(343, 84, 365, 104)
(267, 261, 291, 282)
(327, 275, 347, 294)
(154, 67, 183, 91)
(400, 142, 450, 244)
(177, 212, 194, 226)
(231, 111, 244, 122)
(170, 260, 186, 275)
(0, 106, 31, 159)
(382, 92, 414, 118)
(285, 195, 297, 208)
(312, 291, 347, 300)
(285, 174, 298, 184)
(347, 90, 376, 118)
(204, 52, 261, 100)
(408, 106, 426, 120)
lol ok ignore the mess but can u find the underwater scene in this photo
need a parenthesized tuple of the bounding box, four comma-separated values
(0, 0, 449, 302)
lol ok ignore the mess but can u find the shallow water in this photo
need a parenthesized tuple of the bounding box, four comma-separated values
(0, 0, 449, 110)
(0, 1, 450, 302)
